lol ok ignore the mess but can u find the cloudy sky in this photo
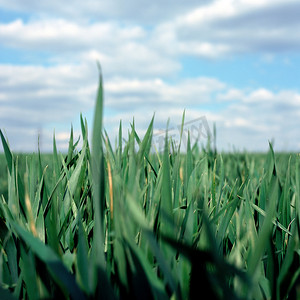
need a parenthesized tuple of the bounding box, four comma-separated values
(0, 0, 300, 153)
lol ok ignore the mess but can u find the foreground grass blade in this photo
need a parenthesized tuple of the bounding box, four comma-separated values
(91, 64, 105, 260)
(90, 64, 115, 299)
(12, 223, 86, 300)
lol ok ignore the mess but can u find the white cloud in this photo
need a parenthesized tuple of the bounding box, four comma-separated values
(1, 61, 300, 152)
(0, 18, 180, 78)
(152, 0, 300, 58)
(0, 63, 97, 142)
(104, 76, 225, 110)
(244, 88, 274, 103)
(1, 0, 300, 65)
(0, 19, 145, 52)
(215, 87, 300, 151)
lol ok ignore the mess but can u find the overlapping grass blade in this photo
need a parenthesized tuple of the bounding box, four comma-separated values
(12, 222, 86, 300)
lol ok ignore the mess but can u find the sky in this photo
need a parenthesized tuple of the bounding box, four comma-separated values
(0, 0, 300, 153)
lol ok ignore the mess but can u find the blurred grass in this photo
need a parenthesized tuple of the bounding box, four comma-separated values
(0, 71, 299, 299)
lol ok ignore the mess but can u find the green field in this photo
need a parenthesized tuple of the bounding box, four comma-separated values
(0, 75, 299, 299)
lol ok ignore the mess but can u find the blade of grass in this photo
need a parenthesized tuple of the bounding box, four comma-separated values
(12, 222, 86, 300)
(160, 124, 174, 237)
(0, 130, 13, 175)
(90, 63, 115, 298)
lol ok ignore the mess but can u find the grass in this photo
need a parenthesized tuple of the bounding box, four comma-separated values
(0, 70, 299, 299)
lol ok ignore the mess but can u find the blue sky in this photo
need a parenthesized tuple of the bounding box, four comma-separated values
(0, 0, 300, 152)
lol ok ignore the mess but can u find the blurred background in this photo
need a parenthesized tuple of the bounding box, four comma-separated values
(0, 0, 299, 152)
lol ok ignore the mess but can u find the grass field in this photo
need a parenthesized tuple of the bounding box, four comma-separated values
(0, 73, 299, 299)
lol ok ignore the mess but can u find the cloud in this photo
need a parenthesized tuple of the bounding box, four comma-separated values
(1, 61, 300, 152)
(105, 76, 225, 110)
(2, 0, 300, 66)
(0, 19, 145, 54)
(1, 0, 300, 77)
(0, 63, 97, 137)
(214, 87, 300, 151)
(0, 19, 180, 77)
(153, 0, 300, 58)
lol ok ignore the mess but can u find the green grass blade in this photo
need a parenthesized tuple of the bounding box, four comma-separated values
(19, 245, 39, 300)
(12, 223, 86, 300)
(247, 176, 279, 281)
(66, 125, 74, 166)
(0, 130, 13, 175)
(160, 127, 173, 237)
(76, 212, 90, 295)
(185, 131, 193, 192)
(137, 115, 154, 164)
(90, 64, 114, 297)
